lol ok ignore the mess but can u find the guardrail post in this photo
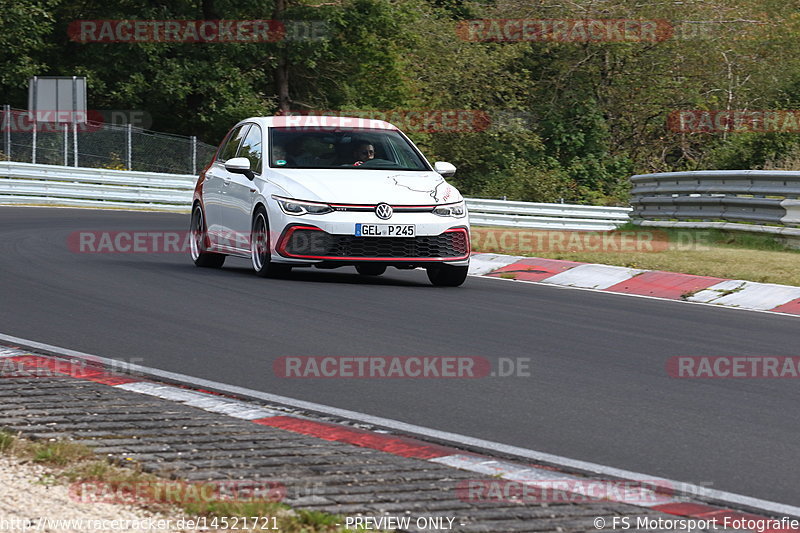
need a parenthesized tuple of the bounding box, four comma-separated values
(191, 135, 197, 175)
(2, 105, 10, 161)
(31, 120, 37, 164)
(127, 124, 132, 170)
(63, 123, 68, 166)
(73, 121, 78, 167)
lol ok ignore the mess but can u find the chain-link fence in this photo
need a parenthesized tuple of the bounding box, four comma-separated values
(0, 106, 217, 174)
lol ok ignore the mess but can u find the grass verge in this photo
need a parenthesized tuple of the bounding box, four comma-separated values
(471, 225, 800, 286)
(0, 430, 385, 532)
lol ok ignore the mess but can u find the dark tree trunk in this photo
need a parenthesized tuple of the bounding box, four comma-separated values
(202, 0, 219, 20)
(273, 0, 291, 113)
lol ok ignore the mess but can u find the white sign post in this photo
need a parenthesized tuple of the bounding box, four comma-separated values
(28, 76, 87, 166)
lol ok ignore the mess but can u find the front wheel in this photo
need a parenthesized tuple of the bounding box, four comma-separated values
(426, 264, 468, 287)
(356, 264, 387, 276)
(251, 208, 291, 278)
(190, 204, 225, 268)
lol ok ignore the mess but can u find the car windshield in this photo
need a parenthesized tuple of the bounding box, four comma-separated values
(269, 127, 430, 171)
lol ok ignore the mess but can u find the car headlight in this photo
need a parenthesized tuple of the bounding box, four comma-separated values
(273, 195, 333, 216)
(432, 201, 466, 218)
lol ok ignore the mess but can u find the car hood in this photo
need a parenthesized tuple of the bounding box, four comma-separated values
(265, 169, 463, 205)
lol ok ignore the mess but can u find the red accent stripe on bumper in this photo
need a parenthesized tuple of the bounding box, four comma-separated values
(276, 225, 470, 261)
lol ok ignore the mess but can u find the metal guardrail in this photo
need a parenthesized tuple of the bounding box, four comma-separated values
(0, 161, 632, 229)
(630, 170, 800, 236)
(0, 161, 194, 213)
(464, 198, 630, 230)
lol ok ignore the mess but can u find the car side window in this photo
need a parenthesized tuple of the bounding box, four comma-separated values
(218, 124, 249, 163)
(236, 124, 263, 174)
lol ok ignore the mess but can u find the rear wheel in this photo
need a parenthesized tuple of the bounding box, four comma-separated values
(190, 204, 225, 268)
(427, 264, 468, 287)
(355, 264, 387, 276)
(251, 208, 291, 278)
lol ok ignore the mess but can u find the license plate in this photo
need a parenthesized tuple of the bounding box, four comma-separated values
(355, 224, 415, 237)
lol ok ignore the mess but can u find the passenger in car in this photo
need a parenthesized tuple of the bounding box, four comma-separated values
(351, 142, 375, 166)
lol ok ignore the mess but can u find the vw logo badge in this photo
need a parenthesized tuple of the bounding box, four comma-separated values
(375, 203, 393, 220)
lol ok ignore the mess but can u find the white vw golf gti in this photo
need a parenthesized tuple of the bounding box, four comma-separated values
(190, 116, 470, 286)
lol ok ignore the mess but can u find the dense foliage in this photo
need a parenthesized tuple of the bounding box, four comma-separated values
(3, 0, 800, 204)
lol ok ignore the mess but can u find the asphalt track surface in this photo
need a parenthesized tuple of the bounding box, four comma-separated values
(1, 207, 799, 506)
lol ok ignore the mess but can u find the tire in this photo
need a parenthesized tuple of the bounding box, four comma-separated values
(190, 204, 225, 268)
(251, 207, 292, 278)
(355, 264, 387, 276)
(426, 264, 468, 287)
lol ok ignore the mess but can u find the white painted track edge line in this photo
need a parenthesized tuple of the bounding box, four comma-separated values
(470, 274, 800, 320)
(116, 381, 280, 420)
(432, 454, 680, 508)
(0, 331, 798, 518)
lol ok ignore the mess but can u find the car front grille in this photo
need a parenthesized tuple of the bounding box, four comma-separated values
(281, 228, 469, 259)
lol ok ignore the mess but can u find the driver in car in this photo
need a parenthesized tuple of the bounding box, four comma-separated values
(352, 142, 375, 166)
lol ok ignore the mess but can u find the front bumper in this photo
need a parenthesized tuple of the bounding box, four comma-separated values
(268, 199, 470, 266)
(276, 224, 470, 264)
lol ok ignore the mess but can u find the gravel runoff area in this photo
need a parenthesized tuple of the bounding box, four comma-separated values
(0, 354, 715, 532)
(0, 455, 203, 532)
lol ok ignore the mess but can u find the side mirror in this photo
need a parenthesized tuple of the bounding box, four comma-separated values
(225, 157, 254, 180)
(434, 161, 457, 178)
